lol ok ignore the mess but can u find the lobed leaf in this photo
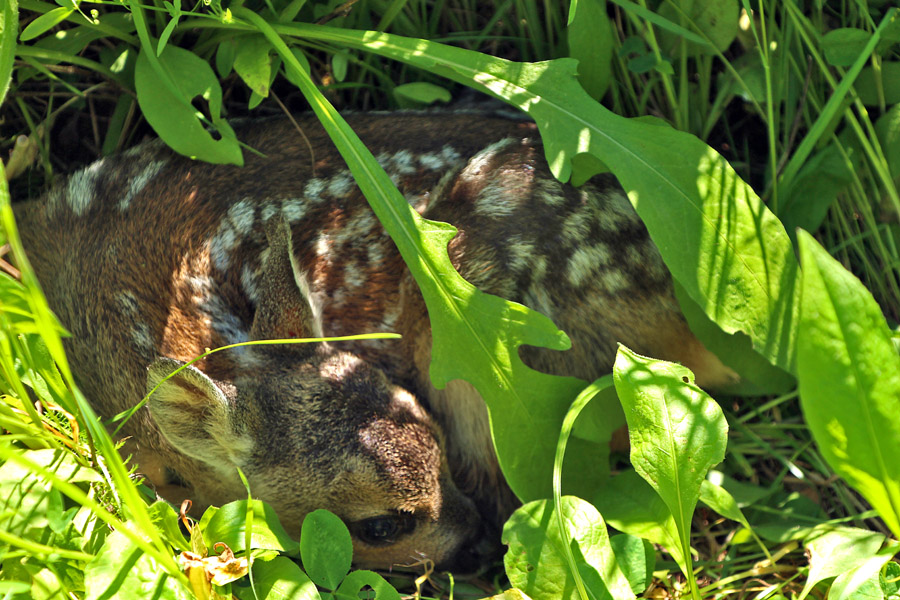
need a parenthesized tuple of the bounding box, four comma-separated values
(796, 231, 900, 538)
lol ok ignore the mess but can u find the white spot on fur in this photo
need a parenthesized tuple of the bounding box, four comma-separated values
(281, 198, 305, 223)
(367, 241, 386, 265)
(201, 294, 248, 344)
(327, 173, 354, 197)
(115, 292, 154, 354)
(597, 190, 641, 231)
(387, 150, 416, 175)
(319, 354, 364, 383)
(381, 301, 401, 329)
(241, 263, 260, 303)
(315, 233, 333, 262)
(474, 180, 516, 218)
(566, 244, 612, 288)
(119, 160, 165, 212)
(209, 225, 237, 271)
(505, 236, 535, 273)
(344, 261, 366, 289)
(228, 199, 255, 235)
(261, 202, 278, 223)
(535, 176, 564, 206)
(600, 267, 628, 294)
(67, 160, 106, 216)
(305, 178, 326, 202)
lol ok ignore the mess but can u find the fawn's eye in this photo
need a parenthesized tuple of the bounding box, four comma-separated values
(352, 514, 416, 546)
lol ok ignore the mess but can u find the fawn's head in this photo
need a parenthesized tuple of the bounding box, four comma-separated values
(144, 218, 487, 570)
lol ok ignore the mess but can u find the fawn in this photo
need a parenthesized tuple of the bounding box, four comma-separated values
(13, 111, 735, 571)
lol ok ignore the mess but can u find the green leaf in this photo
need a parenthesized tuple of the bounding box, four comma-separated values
(502, 497, 628, 600)
(854, 61, 900, 106)
(84, 530, 192, 600)
(392, 81, 451, 105)
(216, 39, 236, 78)
(236, 556, 320, 600)
(19, 6, 72, 42)
(203, 500, 300, 554)
(0, 0, 18, 107)
(822, 28, 871, 67)
(875, 103, 900, 179)
(299, 510, 352, 591)
(608, 534, 654, 594)
(829, 546, 899, 600)
(613, 346, 727, 589)
(331, 50, 348, 82)
(657, 0, 739, 56)
(134, 44, 242, 165)
(334, 571, 400, 600)
(567, 0, 613, 99)
(798, 526, 887, 600)
(234, 34, 273, 98)
(797, 231, 900, 539)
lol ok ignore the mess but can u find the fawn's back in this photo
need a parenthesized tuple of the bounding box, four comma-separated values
(14, 111, 733, 570)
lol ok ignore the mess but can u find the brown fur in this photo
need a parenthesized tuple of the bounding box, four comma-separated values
(13, 111, 735, 571)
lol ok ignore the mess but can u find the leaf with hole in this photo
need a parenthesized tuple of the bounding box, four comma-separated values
(135, 45, 242, 165)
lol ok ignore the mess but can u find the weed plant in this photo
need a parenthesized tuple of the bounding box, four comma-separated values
(1, 1, 900, 598)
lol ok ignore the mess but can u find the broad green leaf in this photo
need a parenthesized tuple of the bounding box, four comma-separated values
(237, 7, 591, 503)
(567, 0, 613, 99)
(614, 347, 727, 533)
(334, 571, 400, 600)
(875, 104, 900, 179)
(19, 6, 72, 42)
(657, 0, 739, 56)
(276, 22, 802, 374)
(822, 28, 871, 67)
(829, 545, 898, 600)
(502, 497, 629, 600)
(299, 509, 351, 590)
(0, 0, 18, 107)
(699, 480, 750, 528)
(134, 44, 242, 165)
(84, 530, 192, 600)
(798, 526, 887, 600)
(216, 39, 236, 78)
(608, 534, 655, 594)
(797, 231, 900, 538)
(392, 81, 451, 105)
(203, 500, 300, 554)
(614, 346, 727, 588)
(673, 281, 794, 396)
(856, 62, 900, 105)
(235, 556, 319, 600)
(147, 501, 189, 550)
(234, 34, 273, 97)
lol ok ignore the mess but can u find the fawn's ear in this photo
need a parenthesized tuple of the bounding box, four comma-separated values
(147, 358, 253, 469)
(250, 216, 323, 352)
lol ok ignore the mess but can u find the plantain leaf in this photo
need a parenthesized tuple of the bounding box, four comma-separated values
(613, 346, 727, 585)
(797, 231, 900, 539)
(0, 0, 18, 107)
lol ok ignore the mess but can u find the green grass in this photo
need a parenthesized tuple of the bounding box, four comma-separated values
(3, 0, 900, 598)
